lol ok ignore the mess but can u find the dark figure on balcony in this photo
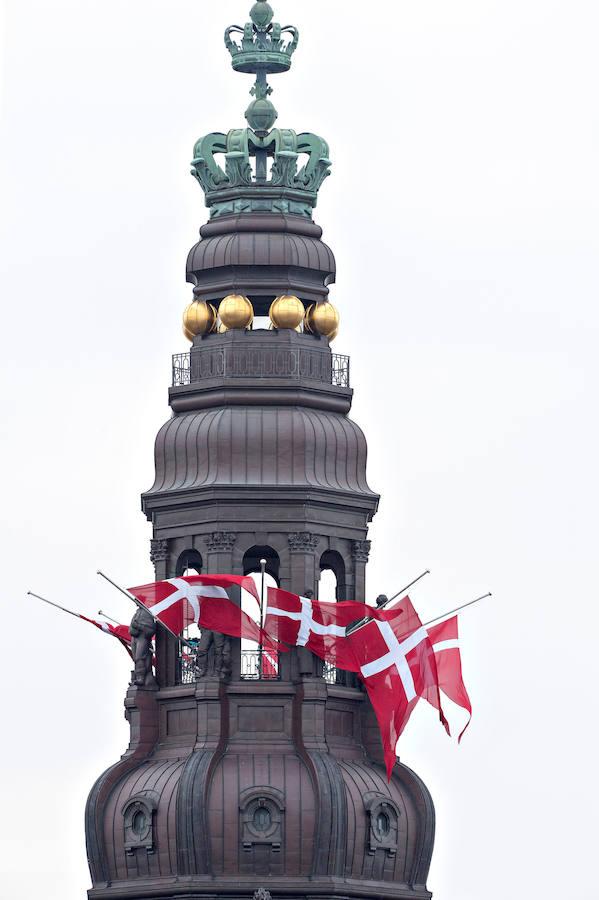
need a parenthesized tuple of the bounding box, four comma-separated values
(194, 629, 232, 679)
(130, 607, 158, 689)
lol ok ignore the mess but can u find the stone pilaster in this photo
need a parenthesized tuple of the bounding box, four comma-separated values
(149, 538, 170, 580)
(351, 539, 371, 602)
(205, 531, 236, 574)
(287, 532, 319, 595)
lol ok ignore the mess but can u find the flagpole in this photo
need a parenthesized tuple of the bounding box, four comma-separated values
(98, 610, 120, 626)
(96, 570, 193, 647)
(346, 569, 431, 635)
(422, 592, 492, 629)
(385, 569, 431, 606)
(27, 591, 83, 621)
(258, 558, 267, 674)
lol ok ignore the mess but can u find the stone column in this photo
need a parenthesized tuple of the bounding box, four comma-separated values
(287, 532, 319, 595)
(351, 539, 371, 603)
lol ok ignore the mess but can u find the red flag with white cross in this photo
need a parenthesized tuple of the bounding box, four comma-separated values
(128, 574, 267, 645)
(264, 587, 392, 662)
(78, 615, 133, 656)
(425, 615, 472, 741)
(343, 596, 449, 779)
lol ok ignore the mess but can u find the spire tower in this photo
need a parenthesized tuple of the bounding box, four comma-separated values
(85, 6, 436, 898)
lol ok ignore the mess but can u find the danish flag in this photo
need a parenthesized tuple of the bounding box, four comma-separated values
(79, 616, 132, 655)
(343, 596, 449, 779)
(264, 587, 391, 661)
(127, 574, 266, 645)
(426, 615, 472, 741)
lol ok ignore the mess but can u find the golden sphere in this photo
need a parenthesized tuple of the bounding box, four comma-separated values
(306, 300, 339, 338)
(269, 294, 305, 330)
(183, 300, 217, 337)
(218, 294, 254, 329)
(183, 325, 195, 342)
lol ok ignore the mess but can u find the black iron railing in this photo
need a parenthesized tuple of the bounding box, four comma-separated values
(180, 652, 196, 684)
(173, 353, 191, 387)
(177, 649, 280, 683)
(241, 649, 280, 680)
(172, 350, 350, 389)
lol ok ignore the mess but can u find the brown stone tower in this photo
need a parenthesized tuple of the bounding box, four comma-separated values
(85, 4, 436, 898)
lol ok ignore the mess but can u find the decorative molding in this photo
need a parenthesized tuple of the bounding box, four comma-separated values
(352, 540, 371, 563)
(122, 791, 159, 854)
(239, 786, 285, 852)
(288, 532, 319, 554)
(206, 532, 237, 552)
(149, 539, 169, 564)
(363, 792, 400, 856)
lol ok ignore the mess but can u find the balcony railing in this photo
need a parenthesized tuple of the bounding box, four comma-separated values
(240, 649, 280, 680)
(172, 350, 350, 389)
(177, 649, 280, 683)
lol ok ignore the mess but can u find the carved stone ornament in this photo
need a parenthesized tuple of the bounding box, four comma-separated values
(363, 792, 400, 856)
(253, 890, 272, 900)
(149, 538, 169, 564)
(122, 792, 159, 854)
(206, 531, 237, 552)
(352, 539, 371, 563)
(288, 532, 319, 553)
(239, 786, 285, 852)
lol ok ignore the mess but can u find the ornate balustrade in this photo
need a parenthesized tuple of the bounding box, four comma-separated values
(172, 348, 349, 388)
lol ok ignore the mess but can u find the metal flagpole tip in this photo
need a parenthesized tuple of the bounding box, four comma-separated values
(260, 558, 267, 566)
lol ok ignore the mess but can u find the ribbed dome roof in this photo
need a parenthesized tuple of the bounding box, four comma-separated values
(146, 406, 376, 497)
(187, 231, 335, 277)
(88, 751, 432, 886)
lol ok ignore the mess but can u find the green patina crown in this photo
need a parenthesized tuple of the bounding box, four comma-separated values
(191, 1, 331, 220)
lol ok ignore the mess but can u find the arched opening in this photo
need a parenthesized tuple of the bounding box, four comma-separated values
(319, 550, 346, 601)
(175, 549, 203, 577)
(242, 545, 280, 583)
(175, 550, 204, 678)
(319, 550, 347, 684)
(241, 545, 281, 679)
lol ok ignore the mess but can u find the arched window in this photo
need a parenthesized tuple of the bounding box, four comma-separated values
(242, 545, 280, 583)
(175, 550, 204, 649)
(240, 546, 281, 677)
(175, 549, 203, 577)
(319, 550, 346, 601)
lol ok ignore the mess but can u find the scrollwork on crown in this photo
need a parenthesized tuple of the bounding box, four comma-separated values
(191, 127, 331, 218)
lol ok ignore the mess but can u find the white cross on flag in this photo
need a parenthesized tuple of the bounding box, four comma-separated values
(343, 596, 449, 779)
(264, 587, 388, 662)
(128, 574, 265, 645)
(425, 615, 472, 741)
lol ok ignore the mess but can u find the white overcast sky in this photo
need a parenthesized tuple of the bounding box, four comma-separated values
(1, 1, 598, 897)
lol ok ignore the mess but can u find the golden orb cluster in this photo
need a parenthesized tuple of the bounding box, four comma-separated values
(218, 294, 254, 329)
(305, 301, 339, 340)
(269, 294, 305, 330)
(182, 300, 217, 341)
(181, 294, 339, 341)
